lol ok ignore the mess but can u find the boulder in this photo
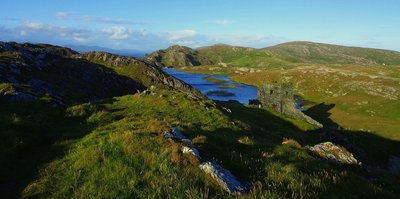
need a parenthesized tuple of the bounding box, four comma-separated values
(164, 127, 187, 140)
(199, 161, 246, 195)
(306, 142, 361, 165)
(181, 146, 201, 160)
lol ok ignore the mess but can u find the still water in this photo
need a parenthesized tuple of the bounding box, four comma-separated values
(163, 68, 258, 104)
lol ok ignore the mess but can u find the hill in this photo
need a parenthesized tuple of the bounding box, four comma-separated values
(146, 42, 400, 68)
(0, 42, 202, 105)
(146, 45, 212, 67)
(263, 41, 400, 65)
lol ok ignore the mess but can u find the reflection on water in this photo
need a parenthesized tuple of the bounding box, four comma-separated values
(163, 68, 258, 104)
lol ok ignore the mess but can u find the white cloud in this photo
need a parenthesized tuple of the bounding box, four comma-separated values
(24, 22, 44, 29)
(166, 30, 197, 40)
(55, 12, 70, 19)
(0, 21, 283, 51)
(102, 26, 130, 40)
(12, 22, 91, 43)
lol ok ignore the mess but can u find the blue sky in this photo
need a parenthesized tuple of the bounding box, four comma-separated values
(0, 0, 399, 51)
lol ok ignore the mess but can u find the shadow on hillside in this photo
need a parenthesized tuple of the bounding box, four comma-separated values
(46, 57, 147, 104)
(303, 103, 340, 129)
(181, 100, 400, 197)
(0, 101, 96, 198)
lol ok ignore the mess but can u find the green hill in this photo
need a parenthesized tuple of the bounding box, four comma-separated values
(263, 41, 400, 65)
(145, 45, 212, 68)
(146, 41, 400, 68)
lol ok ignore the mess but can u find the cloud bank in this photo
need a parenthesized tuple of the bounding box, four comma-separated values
(0, 18, 279, 51)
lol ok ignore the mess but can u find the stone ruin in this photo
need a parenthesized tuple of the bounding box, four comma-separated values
(257, 83, 294, 112)
(251, 83, 323, 128)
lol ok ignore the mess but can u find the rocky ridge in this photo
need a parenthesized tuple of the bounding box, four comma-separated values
(0, 42, 205, 105)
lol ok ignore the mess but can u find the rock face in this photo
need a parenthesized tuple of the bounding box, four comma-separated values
(145, 45, 212, 67)
(306, 142, 361, 165)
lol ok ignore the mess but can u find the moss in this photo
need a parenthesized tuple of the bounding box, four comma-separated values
(0, 83, 16, 93)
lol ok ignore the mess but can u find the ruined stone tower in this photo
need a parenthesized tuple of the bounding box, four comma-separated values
(256, 83, 323, 128)
(257, 83, 294, 112)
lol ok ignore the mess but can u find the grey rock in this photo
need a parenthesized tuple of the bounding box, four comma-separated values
(306, 142, 361, 165)
(182, 146, 202, 160)
(164, 127, 187, 140)
(199, 161, 245, 195)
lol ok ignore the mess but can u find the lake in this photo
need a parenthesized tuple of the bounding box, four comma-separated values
(163, 68, 258, 104)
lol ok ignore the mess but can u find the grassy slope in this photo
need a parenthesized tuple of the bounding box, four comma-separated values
(181, 64, 400, 141)
(196, 42, 400, 67)
(264, 41, 400, 65)
(1, 88, 397, 198)
(197, 45, 289, 69)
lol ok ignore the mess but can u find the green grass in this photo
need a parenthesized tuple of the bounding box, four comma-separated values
(203, 76, 227, 84)
(2, 88, 395, 198)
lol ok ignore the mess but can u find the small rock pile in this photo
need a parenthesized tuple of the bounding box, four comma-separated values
(164, 127, 247, 195)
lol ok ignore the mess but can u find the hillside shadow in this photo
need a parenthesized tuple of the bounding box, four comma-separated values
(3, 55, 147, 105)
(0, 101, 96, 198)
(180, 100, 400, 197)
(303, 103, 340, 129)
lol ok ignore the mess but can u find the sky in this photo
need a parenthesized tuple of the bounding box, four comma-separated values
(0, 0, 399, 51)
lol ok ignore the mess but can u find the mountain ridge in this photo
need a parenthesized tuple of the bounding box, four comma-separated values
(146, 41, 400, 67)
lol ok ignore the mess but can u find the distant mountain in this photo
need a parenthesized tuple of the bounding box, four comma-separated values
(146, 41, 400, 68)
(64, 44, 149, 58)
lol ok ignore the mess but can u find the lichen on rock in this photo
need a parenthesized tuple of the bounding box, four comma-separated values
(306, 141, 361, 165)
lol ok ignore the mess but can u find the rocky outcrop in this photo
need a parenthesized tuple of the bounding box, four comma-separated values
(77, 51, 206, 101)
(145, 45, 212, 67)
(163, 127, 247, 195)
(306, 142, 361, 165)
(199, 161, 246, 195)
(1, 42, 207, 105)
(0, 42, 146, 105)
(182, 146, 202, 160)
